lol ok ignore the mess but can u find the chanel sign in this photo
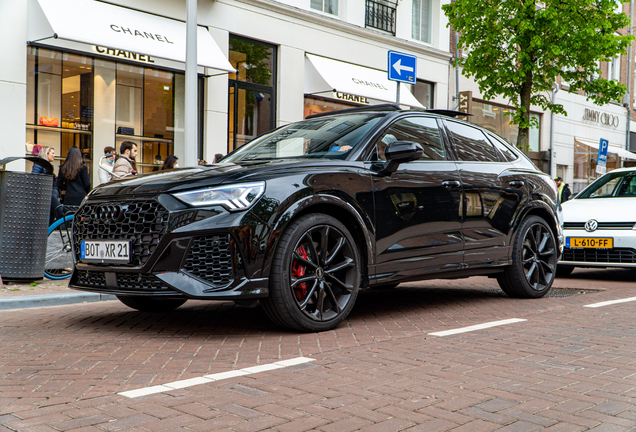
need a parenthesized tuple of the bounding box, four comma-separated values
(582, 108, 620, 128)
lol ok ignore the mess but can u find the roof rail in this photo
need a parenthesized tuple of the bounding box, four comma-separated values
(305, 103, 401, 119)
(423, 109, 473, 118)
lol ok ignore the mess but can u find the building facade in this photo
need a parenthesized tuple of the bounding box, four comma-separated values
(2, 0, 453, 186)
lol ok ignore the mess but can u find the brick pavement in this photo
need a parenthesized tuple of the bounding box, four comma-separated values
(1, 268, 635, 431)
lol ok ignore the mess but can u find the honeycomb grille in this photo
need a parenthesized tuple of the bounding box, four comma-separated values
(75, 270, 106, 286)
(73, 200, 169, 266)
(74, 270, 177, 293)
(183, 235, 233, 286)
(116, 273, 175, 291)
(562, 247, 636, 263)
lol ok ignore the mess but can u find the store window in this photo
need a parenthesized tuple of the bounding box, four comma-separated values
(115, 65, 185, 173)
(469, 100, 540, 151)
(411, 80, 433, 109)
(228, 36, 276, 152)
(573, 142, 621, 194)
(26, 47, 94, 173)
(303, 96, 359, 119)
(412, 0, 431, 43)
(311, 0, 338, 15)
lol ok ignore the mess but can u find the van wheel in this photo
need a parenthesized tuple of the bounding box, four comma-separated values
(262, 214, 361, 332)
(498, 215, 557, 298)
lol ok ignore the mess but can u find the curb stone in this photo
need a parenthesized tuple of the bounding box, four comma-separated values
(0, 293, 117, 310)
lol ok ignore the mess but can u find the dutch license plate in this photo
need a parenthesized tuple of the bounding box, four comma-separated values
(81, 240, 131, 263)
(566, 237, 613, 249)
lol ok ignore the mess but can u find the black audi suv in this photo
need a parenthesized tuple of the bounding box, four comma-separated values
(70, 105, 562, 332)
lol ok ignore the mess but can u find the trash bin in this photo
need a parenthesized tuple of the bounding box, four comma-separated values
(0, 156, 54, 281)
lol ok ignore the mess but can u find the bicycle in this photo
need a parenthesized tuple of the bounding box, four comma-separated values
(44, 205, 79, 280)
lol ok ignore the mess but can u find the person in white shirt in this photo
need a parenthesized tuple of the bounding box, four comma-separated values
(99, 146, 116, 184)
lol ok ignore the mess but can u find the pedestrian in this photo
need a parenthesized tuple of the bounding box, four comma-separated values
(213, 153, 224, 163)
(554, 177, 571, 203)
(57, 146, 91, 206)
(32, 146, 55, 174)
(160, 155, 179, 170)
(31, 145, 61, 223)
(113, 141, 138, 177)
(98, 146, 116, 184)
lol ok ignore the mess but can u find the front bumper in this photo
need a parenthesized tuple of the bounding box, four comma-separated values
(69, 195, 270, 299)
(558, 227, 636, 267)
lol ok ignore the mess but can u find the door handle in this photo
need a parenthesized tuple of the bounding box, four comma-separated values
(442, 180, 461, 188)
(508, 180, 525, 188)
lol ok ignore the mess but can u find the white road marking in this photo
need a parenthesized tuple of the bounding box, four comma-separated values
(584, 296, 636, 308)
(428, 318, 527, 337)
(118, 357, 315, 399)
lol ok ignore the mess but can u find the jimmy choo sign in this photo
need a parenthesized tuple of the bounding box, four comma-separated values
(582, 108, 620, 128)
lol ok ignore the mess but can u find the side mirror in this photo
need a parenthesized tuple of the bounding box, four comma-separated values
(379, 141, 423, 176)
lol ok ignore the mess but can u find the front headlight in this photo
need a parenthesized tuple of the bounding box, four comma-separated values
(173, 182, 265, 211)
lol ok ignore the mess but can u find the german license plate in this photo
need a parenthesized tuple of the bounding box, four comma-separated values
(81, 240, 131, 263)
(566, 237, 613, 249)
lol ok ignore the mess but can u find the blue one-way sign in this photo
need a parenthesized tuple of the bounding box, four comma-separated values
(387, 51, 417, 84)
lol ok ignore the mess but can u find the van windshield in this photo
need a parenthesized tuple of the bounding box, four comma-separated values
(223, 114, 384, 162)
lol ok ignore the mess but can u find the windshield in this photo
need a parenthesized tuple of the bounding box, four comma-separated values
(223, 113, 384, 162)
(577, 170, 636, 198)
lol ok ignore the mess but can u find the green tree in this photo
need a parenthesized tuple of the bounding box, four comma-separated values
(443, 0, 633, 152)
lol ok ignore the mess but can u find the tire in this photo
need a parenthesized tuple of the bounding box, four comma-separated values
(261, 213, 361, 332)
(116, 295, 187, 312)
(497, 215, 558, 298)
(556, 265, 575, 278)
(44, 215, 75, 280)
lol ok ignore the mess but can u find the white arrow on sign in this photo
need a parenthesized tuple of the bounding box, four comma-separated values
(392, 59, 414, 76)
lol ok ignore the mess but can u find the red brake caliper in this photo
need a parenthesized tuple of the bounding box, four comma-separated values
(291, 244, 308, 301)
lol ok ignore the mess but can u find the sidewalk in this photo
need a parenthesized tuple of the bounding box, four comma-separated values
(0, 276, 115, 310)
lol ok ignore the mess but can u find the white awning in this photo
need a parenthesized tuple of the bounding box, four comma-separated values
(574, 137, 636, 160)
(305, 54, 425, 109)
(27, 0, 235, 72)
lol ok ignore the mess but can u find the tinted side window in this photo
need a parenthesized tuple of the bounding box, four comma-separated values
(375, 117, 445, 161)
(445, 121, 499, 162)
(487, 133, 518, 162)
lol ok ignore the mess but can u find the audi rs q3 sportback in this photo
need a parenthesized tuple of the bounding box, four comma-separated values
(70, 105, 562, 332)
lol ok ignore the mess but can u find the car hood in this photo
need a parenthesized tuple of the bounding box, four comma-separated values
(90, 159, 360, 197)
(562, 197, 636, 222)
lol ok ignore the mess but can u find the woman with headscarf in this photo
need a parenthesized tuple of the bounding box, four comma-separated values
(57, 146, 91, 206)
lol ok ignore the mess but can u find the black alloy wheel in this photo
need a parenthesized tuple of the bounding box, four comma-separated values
(262, 213, 361, 331)
(498, 215, 558, 298)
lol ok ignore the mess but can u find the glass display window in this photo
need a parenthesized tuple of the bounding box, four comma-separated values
(228, 36, 277, 153)
(573, 142, 621, 194)
(303, 96, 358, 119)
(26, 47, 94, 173)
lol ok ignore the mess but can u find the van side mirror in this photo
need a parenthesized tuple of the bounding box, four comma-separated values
(378, 141, 423, 176)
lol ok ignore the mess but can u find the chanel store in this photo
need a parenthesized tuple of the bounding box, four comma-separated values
(7, 0, 233, 185)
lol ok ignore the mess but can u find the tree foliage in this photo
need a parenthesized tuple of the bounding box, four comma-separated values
(442, 0, 633, 151)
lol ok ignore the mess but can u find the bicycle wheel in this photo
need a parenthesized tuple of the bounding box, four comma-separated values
(45, 214, 75, 280)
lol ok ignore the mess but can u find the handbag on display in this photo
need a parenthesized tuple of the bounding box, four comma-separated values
(39, 116, 59, 127)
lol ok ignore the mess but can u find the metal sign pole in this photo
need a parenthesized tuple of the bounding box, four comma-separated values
(396, 84, 400, 106)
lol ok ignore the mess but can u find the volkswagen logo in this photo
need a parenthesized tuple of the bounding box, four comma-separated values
(584, 219, 599, 232)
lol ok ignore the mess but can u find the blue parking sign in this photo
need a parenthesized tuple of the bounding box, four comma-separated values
(596, 138, 609, 175)
(387, 51, 417, 84)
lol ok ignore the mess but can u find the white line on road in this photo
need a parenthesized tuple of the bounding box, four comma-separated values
(428, 318, 527, 337)
(118, 357, 315, 399)
(584, 296, 636, 308)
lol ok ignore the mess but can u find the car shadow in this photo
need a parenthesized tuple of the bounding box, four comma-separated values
(559, 267, 636, 282)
